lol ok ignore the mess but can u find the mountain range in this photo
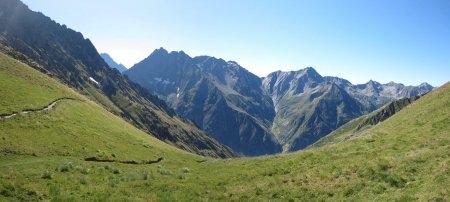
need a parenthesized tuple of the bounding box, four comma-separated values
(0, 0, 435, 157)
(125, 49, 433, 155)
(125, 49, 280, 155)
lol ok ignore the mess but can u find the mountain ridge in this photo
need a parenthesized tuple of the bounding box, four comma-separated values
(311, 93, 427, 148)
(126, 47, 434, 155)
(125, 48, 280, 156)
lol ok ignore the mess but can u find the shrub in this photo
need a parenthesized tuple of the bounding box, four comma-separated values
(181, 167, 190, 173)
(343, 187, 354, 197)
(386, 175, 406, 188)
(0, 183, 15, 197)
(375, 170, 406, 188)
(113, 168, 120, 174)
(60, 162, 73, 172)
(122, 172, 143, 181)
(377, 160, 391, 171)
(49, 184, 61, 197)
(157, 168, 171, 175)
(143, 172, 150, 180)
(372, 184, 386, 194)
(79, 177, 88, 185)
(41, 170, 53, 179)
(396, 195, 415, 202)
(75, 166, 90, 175)
(255, 188, 263, 195)
(272, 193, 280, 199)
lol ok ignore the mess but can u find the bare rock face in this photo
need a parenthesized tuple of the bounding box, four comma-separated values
(127, 47, 434, 156)
(356, 95, 423, 130)
(264, 70, 432, 152)
(263, 69, 365, 152)
(125, 49, 281, 156)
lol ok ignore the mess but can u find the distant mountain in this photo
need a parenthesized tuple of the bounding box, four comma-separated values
(0, 0, 235, 158)
(100, 53, 127, 73)
(126, 48, 434, 155)
(263, 69, 433, 151)
(125, 49, 281, 156)
(323, 78, 434, 111)
(262, 68, 366, 151)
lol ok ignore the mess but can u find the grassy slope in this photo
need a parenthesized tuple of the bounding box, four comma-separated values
(0, 0, 234, 158)
(0, 52, 449, 201)
(0, 53, 204, 200)
(311, 112, 371, 148)
(0, 53, 78, 114)
(312, 95, 422, 148)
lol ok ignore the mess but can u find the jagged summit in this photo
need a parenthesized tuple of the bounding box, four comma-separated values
(303, 66, 319, 74)
(148, 47, 169, 57)
(419, 82, 433, 88)
(125, 49, 279, 156)
(366, 79, 381, 86)
(155, 47, 169, 53)
(126, 48, 434, 155)
(146, 47, 193, 60)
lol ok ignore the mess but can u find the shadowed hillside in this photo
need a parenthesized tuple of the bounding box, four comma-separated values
(0, 0, 234, 158)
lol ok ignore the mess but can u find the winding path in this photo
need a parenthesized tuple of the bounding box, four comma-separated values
(84, 156, 164, 165)
(0, 98, 75, 120)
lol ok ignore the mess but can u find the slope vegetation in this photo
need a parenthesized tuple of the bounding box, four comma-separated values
(312, 94, 424, 148)
(1, 51, 448, 201)
(0, 52, 196, 158)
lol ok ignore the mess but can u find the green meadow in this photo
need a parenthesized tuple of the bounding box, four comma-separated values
(0, 53, 448, 201)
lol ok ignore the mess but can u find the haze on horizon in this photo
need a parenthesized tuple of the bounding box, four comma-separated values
(22, 0, 450, 86)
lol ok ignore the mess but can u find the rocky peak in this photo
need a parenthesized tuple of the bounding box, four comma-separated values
(366, 80, 381, 88)
(323, 76, 352, 89)
(293, 67, 323, 83)
(151, 47, 169, 56)
(303, 67, 320, 76)
(418, 82, 433, 89)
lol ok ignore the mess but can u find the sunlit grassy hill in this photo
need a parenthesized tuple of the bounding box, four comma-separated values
(0, 52, 449, 201)
(311, 95, 424, 148)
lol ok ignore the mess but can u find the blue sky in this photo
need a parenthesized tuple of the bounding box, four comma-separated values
(22, 0, 449, 86)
